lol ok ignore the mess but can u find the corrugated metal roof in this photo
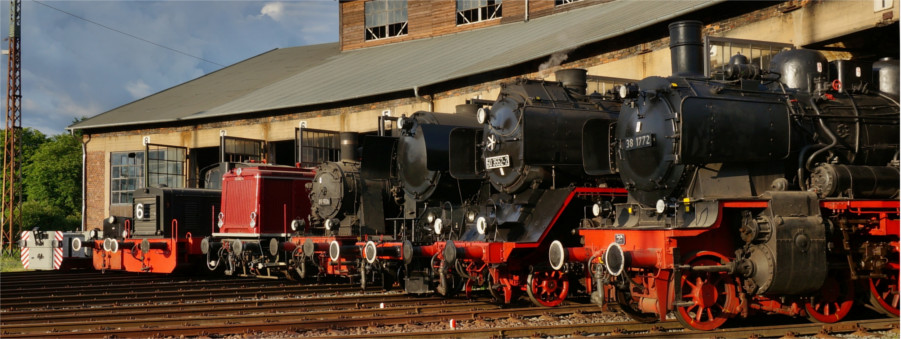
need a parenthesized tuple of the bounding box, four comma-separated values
(69, 43, 340, 130)
(72, 0, 719, 130)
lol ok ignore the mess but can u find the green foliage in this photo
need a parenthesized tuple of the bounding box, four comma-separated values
(17, 200, 81, 232)
(0, 127, 48, 165)
(2, 127, 83, 239)
(1, 251, 25, 272)
(22, 134, 82, 215)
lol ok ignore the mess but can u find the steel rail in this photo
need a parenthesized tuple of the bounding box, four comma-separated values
(1, 294, 455, 323)
(3, 278, 309, 298)
(0, 303, 600, 338)
(1, 283, 359, 309)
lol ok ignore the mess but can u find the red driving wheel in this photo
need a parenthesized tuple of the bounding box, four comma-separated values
(674, 253, 740, 331)
(869, 269, 900, 317)
(804, 274, 854, 323)
(526, 270, 570, 307)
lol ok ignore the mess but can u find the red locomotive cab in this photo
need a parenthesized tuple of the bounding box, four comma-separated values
(218, 166, 314, 236)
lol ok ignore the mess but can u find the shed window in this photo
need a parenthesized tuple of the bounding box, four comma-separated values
(457, 0, 502, 25)
(110, 151, 144, 205)
(365, 0, 408, 41)
(555, 0, 582, 6)
(147, 145, 186, 188)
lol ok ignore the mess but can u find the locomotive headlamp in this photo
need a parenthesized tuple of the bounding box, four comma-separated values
(396, 116, 405, 130)
(291, 219, 303, 232)
(325, 218, 340, 231)
(217, 212, 224, 229)
(433, 218, 443, 234)
(466, 211, 476, 223)
(476, 216, 488, 235)
(134, 203, 145, 220)
(90, 228, 99, 239)
(618, 85, 629, 99)
(107, 216, 117, 224)
(122, 229, 129, 239)
(592, 203, 602, 217)
(477, 107, 489, 124)
(249, 211, 257, 228)
(426, 213, 436, 224)
(618, 83, 639, 99)
(655, 199, 666, 214)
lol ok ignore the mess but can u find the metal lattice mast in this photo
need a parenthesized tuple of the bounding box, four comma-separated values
(2, 0, 22, 253)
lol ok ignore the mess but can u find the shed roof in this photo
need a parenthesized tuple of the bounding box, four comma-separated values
(71, 0, 718, 130)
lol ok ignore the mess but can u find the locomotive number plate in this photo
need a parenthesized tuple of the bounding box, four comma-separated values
(622, 134, 655, 151)
(485, 155, 510, 169)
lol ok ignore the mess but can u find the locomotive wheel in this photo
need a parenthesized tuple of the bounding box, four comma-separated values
(380, 267, 396, 290)
(360, 261, 368, 290)
(487, 269, 518, 305)
(614, 288, 658, 323)
(868, 270, 900, 317)
(436, 260, 461, 297)
(804, 274, 854, 323)
(674, 256, 739, 331)
(526, 270, 569, 307)
(294, 257, 307, 279)
(464, 278, 476, 299)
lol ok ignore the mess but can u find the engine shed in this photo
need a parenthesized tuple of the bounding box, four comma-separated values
(68, 0, 899, 231)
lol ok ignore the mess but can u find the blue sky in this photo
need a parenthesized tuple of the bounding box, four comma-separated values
(1, 0, 339, 136)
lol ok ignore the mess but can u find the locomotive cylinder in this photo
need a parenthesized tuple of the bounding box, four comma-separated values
(809, 164, 900, 198)
(668, 20, 704, 77)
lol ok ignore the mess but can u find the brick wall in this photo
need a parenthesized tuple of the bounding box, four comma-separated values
(340, 0, 610, 51)
(84, 150, 105, 231)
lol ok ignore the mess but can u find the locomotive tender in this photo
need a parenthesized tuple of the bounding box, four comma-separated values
(551, 20, 899, 330)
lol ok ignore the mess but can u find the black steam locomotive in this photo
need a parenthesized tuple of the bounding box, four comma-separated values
(552, 20, 899, 331)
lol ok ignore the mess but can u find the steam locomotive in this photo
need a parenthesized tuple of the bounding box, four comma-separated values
(397, 69, 627, 303)
(550, 20, 899, 330)
(23, 18, 898, 333)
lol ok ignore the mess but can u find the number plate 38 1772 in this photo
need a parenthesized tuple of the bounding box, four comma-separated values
(622, 134, 655, 151)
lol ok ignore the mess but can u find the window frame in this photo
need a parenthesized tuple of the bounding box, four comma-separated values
(456, 0, 502, 25)
(110, 151, 144, 205)
(365, 0, 408, 41)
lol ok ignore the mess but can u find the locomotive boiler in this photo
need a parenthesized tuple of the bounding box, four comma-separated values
(552, 20, 899, 331)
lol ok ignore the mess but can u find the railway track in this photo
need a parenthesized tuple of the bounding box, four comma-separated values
(2, 271, 897, 338)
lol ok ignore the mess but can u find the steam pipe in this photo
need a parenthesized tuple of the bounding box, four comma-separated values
(806, 97, 840, 171)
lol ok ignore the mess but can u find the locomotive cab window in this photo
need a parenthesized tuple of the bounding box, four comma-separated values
(457, 0, 502, 25)
(365, 0, 408, 41)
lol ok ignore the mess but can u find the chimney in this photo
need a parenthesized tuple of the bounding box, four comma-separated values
(339, 132, 360, 162)
(668, 20, 704, 77)
(555, 68, 588, 95)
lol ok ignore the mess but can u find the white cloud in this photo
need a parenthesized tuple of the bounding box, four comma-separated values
(125, 80, 153, 99)
(3, 1, 338, 136)
(260, 2, 287, 22)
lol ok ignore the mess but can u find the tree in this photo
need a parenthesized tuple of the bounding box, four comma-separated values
(22, 134, 82, 216)
(0, 127, 48, 168)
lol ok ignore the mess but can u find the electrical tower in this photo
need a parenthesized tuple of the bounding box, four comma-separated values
(2, 0, 22, 254)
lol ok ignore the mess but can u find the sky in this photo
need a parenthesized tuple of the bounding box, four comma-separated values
(0, 0, 339, 136)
